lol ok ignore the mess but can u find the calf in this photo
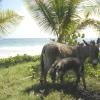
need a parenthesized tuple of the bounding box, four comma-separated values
(49, 57, 85, 88)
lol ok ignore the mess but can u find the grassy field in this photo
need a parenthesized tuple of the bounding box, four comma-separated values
(0, 55, 100, 100)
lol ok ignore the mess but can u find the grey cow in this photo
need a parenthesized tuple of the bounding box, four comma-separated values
(40, 40, 99, 87)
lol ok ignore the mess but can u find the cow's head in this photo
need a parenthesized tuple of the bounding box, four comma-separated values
(83, 40, 99, 66)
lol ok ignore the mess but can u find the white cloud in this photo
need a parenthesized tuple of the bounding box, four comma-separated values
(82, 26, 99, 39)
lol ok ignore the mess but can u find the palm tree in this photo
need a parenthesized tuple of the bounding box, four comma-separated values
(0, 9, 22, 33)
(0, 0, 22, 34)
(25, 0, 100, 43)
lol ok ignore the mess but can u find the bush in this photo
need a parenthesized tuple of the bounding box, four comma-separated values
(0, 54, 40, 68)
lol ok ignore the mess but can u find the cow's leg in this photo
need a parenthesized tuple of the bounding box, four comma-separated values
(40, 63, 48, 85)
(51, 73, 56, 83)
(82, 73, 86, 89)
(40, 53, 46, 85)
(40, 66, 44, 84)
(75, 66, 83, 87)
(60, 72, 64, 84)
(40, 70, 47, 85)
(51, 71, 56, 83)
(44, 71, 47, 84)
(40, 71, 45, 85)
(40, 55, 51, 85)
(81, 66, 86, 89)
(50, 61, 58, 83)
(75, 73, 81, 88)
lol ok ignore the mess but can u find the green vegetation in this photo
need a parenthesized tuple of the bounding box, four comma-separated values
(0, 54, 40, 68)
(0, 55, 100, 100)
(0, 10, 22, 33)
(0, 1, 22, 33)
(0, 55, 40, 100)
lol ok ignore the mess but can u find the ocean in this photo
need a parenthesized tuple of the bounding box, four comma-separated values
(0, 38, 98, 58)
(0, 38, 50, 58)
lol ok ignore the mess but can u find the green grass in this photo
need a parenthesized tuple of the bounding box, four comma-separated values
(0, 62, 35, 100)
(0, 56, 100, 100)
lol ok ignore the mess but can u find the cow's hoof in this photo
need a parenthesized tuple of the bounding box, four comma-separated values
(40, 79, 44, 85)
(40, 79, 47, 86)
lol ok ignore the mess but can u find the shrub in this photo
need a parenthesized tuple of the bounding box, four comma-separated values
(0, 54, 40, 68)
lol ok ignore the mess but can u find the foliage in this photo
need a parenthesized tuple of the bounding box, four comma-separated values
(25, 0, 100, 43)
(0, 55, 100, 99)
(64, 32, 85, 45)
(0, 54, 40, 68)
(85, 63, 100, 81)
(0, 9, 22, 33)
(0, 0, 22, 34)
(0, 61, 36, 100)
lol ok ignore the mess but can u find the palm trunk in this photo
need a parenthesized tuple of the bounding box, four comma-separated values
(57, 34, 64, 43)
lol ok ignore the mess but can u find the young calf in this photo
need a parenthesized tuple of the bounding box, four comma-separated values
(50, 57, 83, 88)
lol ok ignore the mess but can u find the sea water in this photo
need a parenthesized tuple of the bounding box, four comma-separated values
(0, 38, 50, 58)
(0, 38, 97, 58)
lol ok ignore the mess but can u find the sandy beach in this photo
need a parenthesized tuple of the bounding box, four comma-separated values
(0, 45, 43, 58)
(0, 38, 50, 58)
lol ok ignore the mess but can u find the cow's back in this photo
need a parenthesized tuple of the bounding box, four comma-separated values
(41, 42, 77, 71)
(43, 42, 77, 56)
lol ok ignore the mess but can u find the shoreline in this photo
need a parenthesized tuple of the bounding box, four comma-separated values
(0, 53, 40, 59)
(0, 45, 43, 58)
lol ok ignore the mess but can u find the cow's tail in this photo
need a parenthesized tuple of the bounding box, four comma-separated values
(41, 50, 44, 73)
(40, 46, 45, 84)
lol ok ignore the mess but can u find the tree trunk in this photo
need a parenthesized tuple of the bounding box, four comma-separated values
(57, 34, 64, 43)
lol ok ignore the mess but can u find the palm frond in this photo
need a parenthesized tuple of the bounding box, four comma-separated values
(25, 0, 100, 42)
(0, 9, 23, 33)
(25, 0, 58, 35)
(78, 0, 100, 18)
(79, 19, 100, 30)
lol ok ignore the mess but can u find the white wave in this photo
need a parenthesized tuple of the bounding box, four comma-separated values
(0, 45, 43, 58)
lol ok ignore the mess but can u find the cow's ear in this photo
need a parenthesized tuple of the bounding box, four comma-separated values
(90, 40, 95, 46)
(96, 44, 100, 48)
(97, 38, 100, 44)
(83, 39, 89, 46)
(96, 38, 100, 47)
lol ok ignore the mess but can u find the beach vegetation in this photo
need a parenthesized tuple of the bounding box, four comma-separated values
(0, 54, 40, 68)
(25, 0, 100, 43)
(0, 55, 100, 99)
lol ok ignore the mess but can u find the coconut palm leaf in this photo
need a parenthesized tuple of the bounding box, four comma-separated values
(0, 9, 22, 33)
(25, 0, 82, 41)
(79, 19, 100, 29)
(25, 0, 100, 43)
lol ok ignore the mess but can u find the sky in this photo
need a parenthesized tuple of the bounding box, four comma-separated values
(1, 0, 54, 38)
(1, 0, 100, 39)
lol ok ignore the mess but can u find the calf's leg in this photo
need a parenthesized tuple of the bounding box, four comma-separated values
(81, 66, 86, 89)
(59, 72, 65, 84)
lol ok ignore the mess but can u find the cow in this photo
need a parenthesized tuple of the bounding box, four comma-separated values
(40, 40, 99, 86)
(49, 57, 84, 88)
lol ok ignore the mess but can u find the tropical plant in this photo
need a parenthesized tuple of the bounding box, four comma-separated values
(0, 0, 22, 34)
(0, 54, 40, 68)
(0, 10, 22, 33)
(25, 0, 100, 43)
